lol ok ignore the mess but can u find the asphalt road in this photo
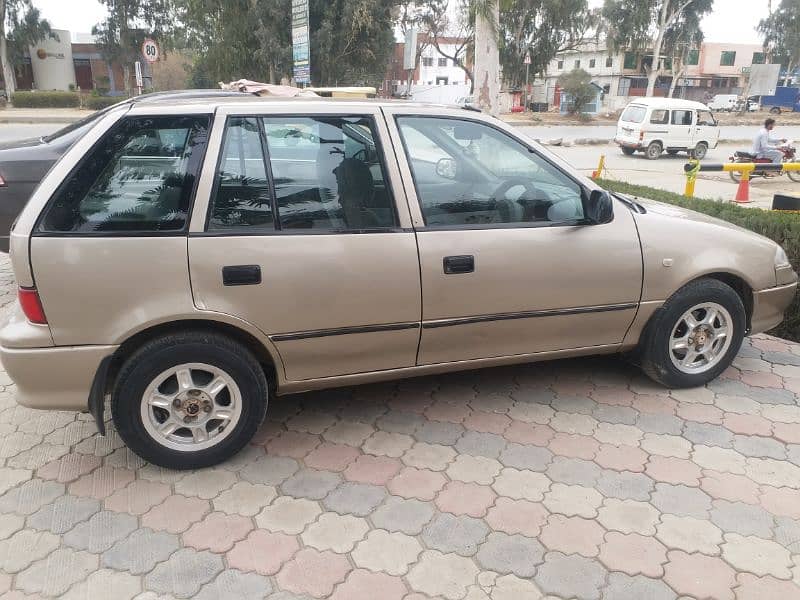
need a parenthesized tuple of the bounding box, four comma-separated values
(0, 123, 796, 208)
(517, 124, 800, 144)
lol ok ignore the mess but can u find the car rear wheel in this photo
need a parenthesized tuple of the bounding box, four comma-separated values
(770, 107, 781, 115)
(639, 278, 745, 388)
(112, 331, 268, 469)
(691, 142, 708, 160)
(621, 147, 636, 156)
(645, 142, 662, 160)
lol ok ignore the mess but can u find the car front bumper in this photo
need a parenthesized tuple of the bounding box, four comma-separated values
(751, 281, 798, 335)
(0, 343, 117, 410)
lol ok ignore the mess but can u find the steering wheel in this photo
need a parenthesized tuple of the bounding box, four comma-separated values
(492, 178, 539, 222)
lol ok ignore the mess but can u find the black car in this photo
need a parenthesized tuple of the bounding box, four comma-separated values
(0, 89, 251, 251)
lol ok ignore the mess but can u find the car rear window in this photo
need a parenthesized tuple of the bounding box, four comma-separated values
(38, 115, 210, 234)
(620, 105, 646, 123)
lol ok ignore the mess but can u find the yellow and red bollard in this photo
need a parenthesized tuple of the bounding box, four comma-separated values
(591, 154, 605, 180)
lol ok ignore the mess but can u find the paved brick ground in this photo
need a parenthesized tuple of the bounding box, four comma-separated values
(1, 255, 800, 599)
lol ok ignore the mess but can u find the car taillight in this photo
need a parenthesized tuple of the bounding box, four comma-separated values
(18, 287, 47, 324)
(639, 131, 645, 141)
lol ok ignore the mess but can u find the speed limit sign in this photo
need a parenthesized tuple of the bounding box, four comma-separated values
(142, 39, 159, 63)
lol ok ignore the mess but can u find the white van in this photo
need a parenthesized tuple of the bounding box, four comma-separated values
(707, 94, 739, 112)
(615, 98, 720, 160)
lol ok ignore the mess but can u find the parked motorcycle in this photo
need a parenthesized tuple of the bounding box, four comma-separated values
(728, 143, 800, 182)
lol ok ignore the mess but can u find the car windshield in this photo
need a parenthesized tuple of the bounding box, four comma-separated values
(41, 107, 116, 143)
(620, 105, 646, 123)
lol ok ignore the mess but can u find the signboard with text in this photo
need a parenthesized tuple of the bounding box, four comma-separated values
(292, 0, 310, 84)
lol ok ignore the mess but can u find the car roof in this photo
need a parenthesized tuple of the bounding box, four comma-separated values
(125, 95, 477, 112)
(625, 97, 710, 110)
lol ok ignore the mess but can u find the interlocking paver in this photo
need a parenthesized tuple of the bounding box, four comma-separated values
(329, 570, 407, 600)
(240, 455, 300, 485)
(343, 454, 402, 485)
(63, 509, 138, 552)
(710, 499, 775, 538)
(422, 512, 489, 556)
(599, 532, 668, 577)
(227, 530, 299, 575)
(256, 497, 321, 534)
(595, 470, 654, 501)
(212, 481, 276, 516)
(534, 551, 607, 600)
(663, 550, 736, 600)
(485, 497, 549, 537)
(655, 514, 723, 554)
(281, 468, 342, 500)
(0, 513, 24, 540)
(102, 528, 181, 574)
(276, 547, 352, 598)
(492, 468, 550, 501)
(0, 478, 65, 514)
(539, 514, 605, 556)
(145, 547, 224, 599)
(0, 528, 60, 573)
(721, 533, 793, 578)
(435, 481, 496, 518)
(103, 479, 171, 515)
(183, 512, 254, 553)
(351, 529, 422, 575)
(387, 467, 446, 500)
(700, 470, 761, 504)
(476, 531, 544, 577)
(546, 456, 603, 485)
(543, 483, 603, 518)
(194, 569, 273, 600)
(650, 483, 712, 518)
(141, 494, 210, 533)
(323, 481, 385, 516)
(27, 494, 100, 534)
(302, 512, 369, 553)
(15, 547, 98, 597)
(498, 442, 552, 471)
(455, 431, 507, 458)
(61, 568, 141, 600)
(407, 550, 479, 600)
(735, 573, 800, 600)
(371, 496, 435, 534)
(603, 572, 677, 600)
(597, 499, 660, 535)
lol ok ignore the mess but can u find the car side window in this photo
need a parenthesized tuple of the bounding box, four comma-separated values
(208, 117, 274, 231)
(262, 116, 398, 231)
(396, 116, 586, 228)
(671, 110, 694, 126)
(697, 110, 716, 126)
(39, 115, 210, 233)
(650, 109, 669, 124)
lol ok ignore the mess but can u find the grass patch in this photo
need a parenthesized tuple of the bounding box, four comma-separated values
(597, 178, 800, 342)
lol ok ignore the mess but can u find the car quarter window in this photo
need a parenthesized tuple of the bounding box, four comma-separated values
(262, 116, 398, 231)
(650, 109, 669, 124)
(208, 117, 274, 230)
(671, 110, 694, 125)
(396, 116, 585, 228)
(39, 115, 210, 233)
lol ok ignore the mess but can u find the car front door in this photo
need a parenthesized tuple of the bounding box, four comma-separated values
(384, 109, 643, 365)
(669, 109, 695, 149)
(188, 106, 421, 382)
(694, 109, 719, 151)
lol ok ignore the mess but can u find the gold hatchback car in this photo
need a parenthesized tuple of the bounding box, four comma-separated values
(0, 98, 796, 468)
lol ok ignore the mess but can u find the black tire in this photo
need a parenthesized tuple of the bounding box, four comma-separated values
(621, 147, 636, 156)
(770, 106, 781, 115)
(691, 142, 708, 160)
(112, 331, 268, 469)
(645, 142, 662, 160)
(788, 163, 800, 182)
(638, 278, 746, 388)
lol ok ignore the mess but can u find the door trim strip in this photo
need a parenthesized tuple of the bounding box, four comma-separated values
(271, 322, 420, 342)
(422, 303, 638, 329)
(269, 302, 638, 341)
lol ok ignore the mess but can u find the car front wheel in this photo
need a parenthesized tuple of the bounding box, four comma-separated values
(621, 147, 636, 156)
(112, 331, 268, 469)
(639, 278, 745, 388)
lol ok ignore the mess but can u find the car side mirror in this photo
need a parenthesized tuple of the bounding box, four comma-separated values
(436, 158, 459, 180)
(586, 189, 614, 224)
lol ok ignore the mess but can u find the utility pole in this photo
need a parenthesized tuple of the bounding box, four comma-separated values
(473, 1, 500, 116)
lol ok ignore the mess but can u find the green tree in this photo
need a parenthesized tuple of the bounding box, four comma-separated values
(0, 0, 53, 96)
(93, 0, 175, 94)
(557, 67, 595, 113)
(602, 0, 713, 97)
(759, 0, 800, 85)
(499, 0, 595, 90)
(664, 9, 703, 97)
(310, 0, 398, 86)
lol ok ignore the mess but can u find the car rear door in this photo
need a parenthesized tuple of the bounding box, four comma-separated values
(383, 107, 643, 365)
(187, 104, 421, 382)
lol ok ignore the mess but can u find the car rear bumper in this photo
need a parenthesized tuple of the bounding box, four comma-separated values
(751, 281, 798, 335)
(0, 343, 117, 410)
(615, 139, 642, 150)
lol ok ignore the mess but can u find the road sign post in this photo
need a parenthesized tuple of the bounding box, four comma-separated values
(524, 53, 531, 112)
(134, 61, 143, 95)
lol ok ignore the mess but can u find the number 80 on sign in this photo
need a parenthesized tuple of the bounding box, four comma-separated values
(142, 39, 159, 63)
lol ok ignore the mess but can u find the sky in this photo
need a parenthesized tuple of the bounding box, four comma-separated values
(33, 0, 770, 45)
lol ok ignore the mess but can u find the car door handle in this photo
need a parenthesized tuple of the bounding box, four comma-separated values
(443, 255, 475, 274)
(222, 265, 262, 286)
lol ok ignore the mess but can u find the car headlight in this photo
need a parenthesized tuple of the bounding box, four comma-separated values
(775, 246, 791, 269)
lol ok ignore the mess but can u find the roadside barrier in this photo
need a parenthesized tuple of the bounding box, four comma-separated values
(591, 154, 606, 179)
(683, 160, 800, 204)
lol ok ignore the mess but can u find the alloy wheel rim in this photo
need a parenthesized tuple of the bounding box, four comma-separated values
(669, 302, 733, 375)
(140, 362, 242, 451)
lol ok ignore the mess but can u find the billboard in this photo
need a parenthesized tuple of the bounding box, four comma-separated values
(749, 64, 782, 96)
(292, 0, 310, 84)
